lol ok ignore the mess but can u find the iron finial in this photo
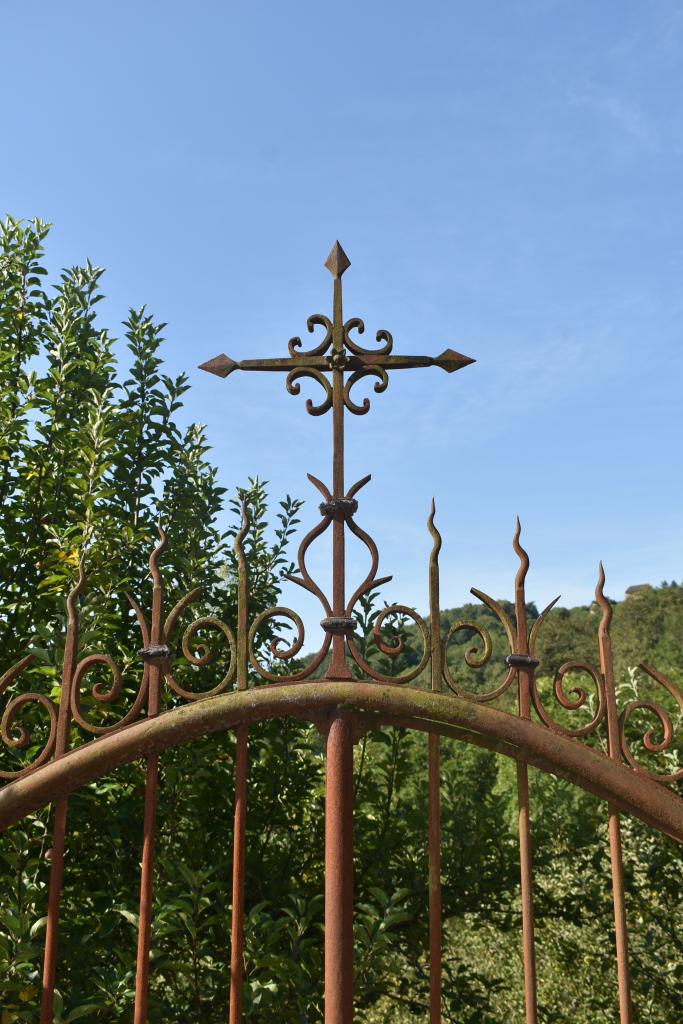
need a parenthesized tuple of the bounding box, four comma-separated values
(434, 348, 476, 373)
(324, 241, 351, 278)
(198, 354, 238, 378)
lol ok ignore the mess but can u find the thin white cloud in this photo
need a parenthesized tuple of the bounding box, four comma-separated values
(568, 83, 655, 145)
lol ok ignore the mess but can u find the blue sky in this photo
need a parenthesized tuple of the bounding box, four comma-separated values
(2, 1, 682, 639)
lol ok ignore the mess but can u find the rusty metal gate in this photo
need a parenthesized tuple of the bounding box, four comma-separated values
(1, 243, 682, 1023)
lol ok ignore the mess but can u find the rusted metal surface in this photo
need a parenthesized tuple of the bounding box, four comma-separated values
(427, 734, 442, 1023)
(40, 564, 85, 1023)
(1, 242, 683, 1021)
(513, 524, 539, 1024)
(133, 532, 166, 1023)
(325, 714, 355, 1023)
(3, 682, 682, 840)
(229, 723, 248, 1024)
(428, 501, 443, 1024)
(229, 503, 250, 1024)
(597, 565, 633, 1024)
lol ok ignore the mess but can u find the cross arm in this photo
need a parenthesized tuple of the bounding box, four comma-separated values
(198, 348, 475, 379)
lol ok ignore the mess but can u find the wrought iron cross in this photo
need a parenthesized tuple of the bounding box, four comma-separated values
(199, 241, 474, 678)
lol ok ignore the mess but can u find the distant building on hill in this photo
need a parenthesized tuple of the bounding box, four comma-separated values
(625, 584, 651, 598)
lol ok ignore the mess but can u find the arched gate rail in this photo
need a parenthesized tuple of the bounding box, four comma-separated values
(2, 685, 682, 844)
(1, 243, 682, 1024)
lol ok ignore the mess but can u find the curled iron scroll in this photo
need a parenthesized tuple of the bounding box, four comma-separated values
(71, 654, 149, 735)
(70, 584, 151, 735)
(343, 319, 393, 357)
(347, 605, 430, 684)
(285, 480, 334, 618)
(529, 661, 606, 738)
(288, 313, 333, 358)
(165, 616, 237, 701)
(343, 366, 389, 416)
(448, 588, 517, 701)
(441, 620, 514, 702)
(0, 654, 57, 780)
(164, 585, 238, 700)
(619, 664, 683, 783)
(286, 367, 333, 416)
(249, 606, 331, 683)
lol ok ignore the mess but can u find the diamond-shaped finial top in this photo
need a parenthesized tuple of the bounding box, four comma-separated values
(434, 349, 476, 373)
(324, 241, 351, 277)
(198, 353, 237, 378)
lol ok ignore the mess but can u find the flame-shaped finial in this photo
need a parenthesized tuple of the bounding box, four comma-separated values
(149, 524, 168, 588)
(595, 561, 613, 633)
(428, 498, 442, 562)
(513, 516, 530, 591)
(66, 559, 87, 626)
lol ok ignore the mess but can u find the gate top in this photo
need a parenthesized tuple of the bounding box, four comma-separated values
(1, 241, 681, 817)
(198, 241, 475, 679)
(2, 241, 682, 1024)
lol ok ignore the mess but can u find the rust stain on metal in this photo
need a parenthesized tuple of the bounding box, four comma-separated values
(325, 713, 355, 1024)
(134, 528, 166, 1024)
(597, 563, 633, 1024)
(428, 500, 443, 1023)
(40, 562, 85, 1024)
(229, 501, 250, 1023)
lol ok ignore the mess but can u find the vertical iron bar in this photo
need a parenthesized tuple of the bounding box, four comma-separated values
(229, 724, 248, 1024)
(327, 265, 352, 681)
(41, 796, 68, 1024)
(428, 501, 442, 1023)
(229, 503, 250, 1024)
(133, 533, 165, 1024)
(427, 735, 441, 1023)
(516, 758, 537, 1024)
(597, 564, 633, 1024)
(40, 566, 85, 1024)
(324, 250, 354, 1021)
(134, 747, 159, 1024)
(325, 713, 354, 1024)
(513, 522, 538, 1024)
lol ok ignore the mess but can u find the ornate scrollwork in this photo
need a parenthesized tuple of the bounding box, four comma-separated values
(70, 526, 240, 730)
(288, 313, 333, 358)
(529, 661, 606, 738)
(244, 474, 339, 684)
(285, 475, 334, 612)
(343, 319, 393, 356)
(249, 470, 421, 685)
(344, 493, 392, 614)
(69, 532, 160, 736)
(163, 568, 238, 701)
(442, 621, 504, 701)
(347, 605, 430, 684)
(286, 367, 333, 416)
(165, 617, 237, 701)
(454, 589, 516, 701)
(456, 522, 566, 712)
(619, 664, 683, 783)
(248, 606, 331, 682)
(0, 654, 57, 780)
(343, 367, 389, 416)
(71, 653, 147, 735)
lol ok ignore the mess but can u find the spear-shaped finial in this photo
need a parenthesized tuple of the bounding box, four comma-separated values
(324, 241, 351, 278)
